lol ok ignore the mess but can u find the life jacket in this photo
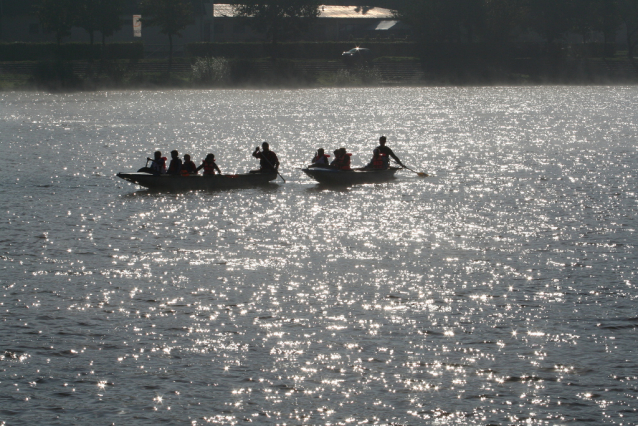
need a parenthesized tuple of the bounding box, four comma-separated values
(372, 153, 388, 169)
(203, 160, 217, 175)
(312, 154, 330, 165)
(340, 153, 352, 171)
(150, 157, 167, 174)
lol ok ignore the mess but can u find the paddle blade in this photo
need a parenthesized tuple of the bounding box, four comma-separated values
(417, 172, 428, 177)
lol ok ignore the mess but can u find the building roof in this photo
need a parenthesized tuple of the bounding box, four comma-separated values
(213, 4, 394, 19)
(317, 5, 394, 19)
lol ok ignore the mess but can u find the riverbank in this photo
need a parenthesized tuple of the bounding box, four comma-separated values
(1, 57, 637, 91)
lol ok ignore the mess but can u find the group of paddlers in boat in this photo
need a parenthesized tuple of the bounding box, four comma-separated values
(143, 136, 404, 177)
(143, 141, 280, 176)
(309, 136, 405, 171)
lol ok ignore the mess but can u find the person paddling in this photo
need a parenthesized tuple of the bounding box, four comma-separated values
(197, 153, 222, 175)
(251, 142, 279, 173)
(376, 136, 405, 168)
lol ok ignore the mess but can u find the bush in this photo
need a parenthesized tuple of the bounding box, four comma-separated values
(228, 58, 262, 84)
(334, 69, 357, 85)
(266, 60, 316, 86)
(31, 60, 82, 90)
(191, 57, 231, 84)
(333, 66, 381, 86)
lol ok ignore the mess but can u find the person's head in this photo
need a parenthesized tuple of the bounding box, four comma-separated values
(171, 150, 179, 159)
(339, 147, 347, 156)
(317, 148, 325, 156)
(373, 148, 380, 158)
(379, 136, 387, 146)
(333, 149, 340, 158)
(184, 154, 191, 162)
(154, 151, 162, 159)
(205, 153, 215, 162)
(262, 142, 270, 151)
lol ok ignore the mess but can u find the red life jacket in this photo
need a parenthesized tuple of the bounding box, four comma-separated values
(203, 160, 217, 175)
(372, 153, 387, 169)
(340, 153, 352, 171)
(313, 154, 330, 164)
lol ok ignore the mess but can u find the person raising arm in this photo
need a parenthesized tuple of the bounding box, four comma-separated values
(251, 142, 279, 173)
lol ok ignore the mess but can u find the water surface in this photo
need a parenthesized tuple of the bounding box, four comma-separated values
(1, 87, 637, 425)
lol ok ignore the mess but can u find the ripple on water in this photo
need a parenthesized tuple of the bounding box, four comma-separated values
(1, 87, 637, 425)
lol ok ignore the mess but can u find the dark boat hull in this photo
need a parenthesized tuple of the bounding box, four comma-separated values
(302, 167, 399, 185)
(117, 172, 278, 191)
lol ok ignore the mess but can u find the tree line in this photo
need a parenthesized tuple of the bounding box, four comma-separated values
(28, 0, 638, 62)
(36, 0, 126, 46)
(35, 0, 195, 73)
(394, 0, 638, 60)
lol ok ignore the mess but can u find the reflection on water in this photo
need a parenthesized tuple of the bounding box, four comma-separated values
(1, 87, 638, 425)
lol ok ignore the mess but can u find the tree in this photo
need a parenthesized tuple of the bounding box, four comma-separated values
(230, 0, 321, 48)
(617, 0, 638, 67)
(36, 0, 77, 45)
(76, 0, 99, 45)
(483, 0, 527, 43)
(75, 0, 125, 47)
(394, 0, 485, 43)
(95, 0, 125, 47)
(140, 0, 194, 75)
(522, 0, 578, 45)
(599, 0, 621, 50)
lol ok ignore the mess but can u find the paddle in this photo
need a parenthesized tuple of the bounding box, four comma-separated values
(402, 164, 428, 177)
(254, 146, 286, 183)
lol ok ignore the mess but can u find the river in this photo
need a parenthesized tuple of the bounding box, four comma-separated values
(1, 86, 637, 425)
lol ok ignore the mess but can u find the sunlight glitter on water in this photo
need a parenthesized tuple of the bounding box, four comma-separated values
(1, 87, 638, 424)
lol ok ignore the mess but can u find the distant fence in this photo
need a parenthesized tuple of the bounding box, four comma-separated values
(0, 40, 618, 63)
(186, 41, 420, 60)
(0, 42, 144, 61)
(184, 41, 620, 62)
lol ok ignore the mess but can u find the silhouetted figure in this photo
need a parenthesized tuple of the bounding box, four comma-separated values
(252, 142, 279, 173)
(376, 136, 404, 167)
(148, 151, 167, 175)
(197, 153, 222, 175)
(310, 148, 330, 168)
(182, 154, 198, 174)
(167, 150, 182, 175)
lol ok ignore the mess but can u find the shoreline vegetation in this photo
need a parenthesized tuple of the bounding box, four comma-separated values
(1, 41, 637, 91)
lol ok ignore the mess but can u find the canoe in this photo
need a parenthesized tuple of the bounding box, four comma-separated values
(302, 167, 400, 185)
(117, 171, 278, 191)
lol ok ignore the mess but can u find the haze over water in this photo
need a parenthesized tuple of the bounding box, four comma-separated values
(1, 86, 637, 425)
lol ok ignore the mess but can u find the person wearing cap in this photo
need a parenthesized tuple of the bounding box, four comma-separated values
(252, 142, 279, 173)
(197, 153, 222, 175)
(376, 136, 404, 167)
